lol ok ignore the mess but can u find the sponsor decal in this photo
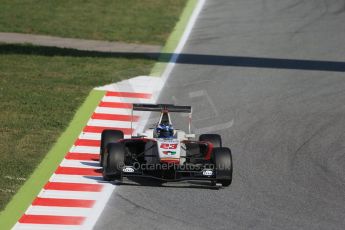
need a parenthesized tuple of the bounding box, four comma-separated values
(202, 170, 213, 176)
(158, 139, 178, 143)
(160, 143, 178, 150)
(122, 167, 135, 173)
(162, 151, 177, 155)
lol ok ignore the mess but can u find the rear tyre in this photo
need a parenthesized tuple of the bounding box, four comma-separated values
(103, 143, 125, 181)
(212, 147, 232, 187)
(199, 134, 222, 147)
(100, 130, 124, 167)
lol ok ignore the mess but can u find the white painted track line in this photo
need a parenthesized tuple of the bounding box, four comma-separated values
(79, 132, 101, 140)
(69, 146, 99, 154)
(50, 175, 102, 184)
(26, 206, 91, 216)
(87, 119, 135, 129)
(101, 96, 152, 103)
(160, 0, 206, 84)
(78, 132, 131, 140)
(94, 107, 131, 115)
(38, 190, 105, 200)
(59, 159, 100, 169)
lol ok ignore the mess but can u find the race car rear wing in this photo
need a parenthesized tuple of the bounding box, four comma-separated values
(131, 103, 193, 134)
(132, 103, 191, 113)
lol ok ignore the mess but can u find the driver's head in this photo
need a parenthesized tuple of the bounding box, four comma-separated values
(156, 124, 174, 138)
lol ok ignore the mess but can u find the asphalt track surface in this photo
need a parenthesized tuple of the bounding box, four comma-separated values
(95, 0, 345, 229)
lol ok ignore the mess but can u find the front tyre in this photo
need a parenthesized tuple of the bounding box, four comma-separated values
(103, 143, 125, 181)
(213, 147, 232, 187)
(100, 130, 124, 167)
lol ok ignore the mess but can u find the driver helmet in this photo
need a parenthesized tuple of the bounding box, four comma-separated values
(156, 124, 174, 138)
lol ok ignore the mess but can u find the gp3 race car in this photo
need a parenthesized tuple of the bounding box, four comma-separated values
(100, 104, 233, 187)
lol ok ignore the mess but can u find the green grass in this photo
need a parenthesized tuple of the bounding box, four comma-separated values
(0, 0, 187, 45)
(0, 44, 155, 211)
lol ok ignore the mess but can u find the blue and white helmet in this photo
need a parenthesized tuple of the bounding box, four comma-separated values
(156, 124, 174, 138)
